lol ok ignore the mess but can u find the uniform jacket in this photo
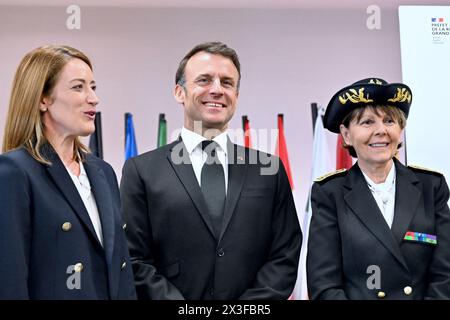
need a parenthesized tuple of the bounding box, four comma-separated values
(0, 145, 136, 299)
(307, 159, 450, 300)
(120, 138, 302, 300)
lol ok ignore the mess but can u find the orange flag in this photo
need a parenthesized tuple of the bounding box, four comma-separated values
(275, 114, 294, 189)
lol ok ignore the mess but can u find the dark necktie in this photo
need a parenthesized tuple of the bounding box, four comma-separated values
(201, 140, 226, 238)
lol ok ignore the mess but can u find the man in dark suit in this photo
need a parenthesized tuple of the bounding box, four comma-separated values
(120, 41, 302, 300)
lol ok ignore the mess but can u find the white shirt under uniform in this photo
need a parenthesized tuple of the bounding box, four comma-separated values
(362, 163, 396, 229)
(66, 161, 104, 246)
(180, 127, 229, 193)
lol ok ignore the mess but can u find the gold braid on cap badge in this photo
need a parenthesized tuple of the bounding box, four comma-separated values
(388, 88, 411, 103)
(339, 88, 373, 105)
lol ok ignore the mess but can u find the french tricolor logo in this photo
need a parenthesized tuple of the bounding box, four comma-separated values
(431, 17, 445, 22)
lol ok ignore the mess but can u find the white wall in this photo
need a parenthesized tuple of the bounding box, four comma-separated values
(0, 5, 404, 217)
(399, 6, 450, 191)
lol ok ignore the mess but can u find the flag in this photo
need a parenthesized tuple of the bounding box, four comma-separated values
(431, 17, 444, 23)
(157, 113, 167, 148)
(275, 114, 294, 189)
(89, 111, 103, 159)
(124, 113, 138, 160)
(242, 115, 252, 148)
(291, 106, 333, 300)
(336, 135, 353, 170)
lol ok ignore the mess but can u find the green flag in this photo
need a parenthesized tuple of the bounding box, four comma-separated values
(157, 113, 167, 147)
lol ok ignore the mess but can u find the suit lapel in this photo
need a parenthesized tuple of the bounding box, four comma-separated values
(166, 139, 217, 238)
(219, 141, 247, 241)
(83, 157, 117, 298)
(391, 159, 421, 246)
(43, 145, 102, 248)
(83, 158, 115, 264)
(343, 163, 408, 271)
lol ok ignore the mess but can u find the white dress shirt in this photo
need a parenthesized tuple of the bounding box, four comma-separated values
(362, 163, 396, 229)
(180, 127, 229, 193)
(66, 161, 104, 246)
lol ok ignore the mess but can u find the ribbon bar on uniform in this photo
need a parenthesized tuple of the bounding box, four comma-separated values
(404, 231, 437, 245)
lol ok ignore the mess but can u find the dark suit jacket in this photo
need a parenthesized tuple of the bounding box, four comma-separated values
(120, 139, 302, 300)
(0, 145, 136, 299)
(307, 159, 450, 300)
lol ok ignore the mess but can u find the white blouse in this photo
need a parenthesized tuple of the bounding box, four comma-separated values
(66, 161, 104, 246)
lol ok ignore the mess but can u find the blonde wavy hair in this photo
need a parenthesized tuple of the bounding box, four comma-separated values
(2, 45, 92, 164)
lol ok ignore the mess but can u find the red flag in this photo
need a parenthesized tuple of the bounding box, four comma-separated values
(336, 135, 352, 170)
(275, 114, 294, 189)
(242, 116, 252, 148)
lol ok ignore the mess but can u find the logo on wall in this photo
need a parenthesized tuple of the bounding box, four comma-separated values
(431, 17, 449, 44)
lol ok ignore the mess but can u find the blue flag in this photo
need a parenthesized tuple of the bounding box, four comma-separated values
(125, 113, 138, 160)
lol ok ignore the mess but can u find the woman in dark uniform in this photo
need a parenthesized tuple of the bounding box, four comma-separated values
(307, 78, 450, 300)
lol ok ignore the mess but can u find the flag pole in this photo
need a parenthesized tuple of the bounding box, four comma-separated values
(242, 115, 251, 148)
(242, 115, 248, 131)
(95, 111, 103, 159)
(124, 113, 130, 149)
(310, 103, 318, 135)
(157, 113, 167, 148)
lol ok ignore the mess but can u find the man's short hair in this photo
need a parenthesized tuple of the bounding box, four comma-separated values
(175, 41, 241, 90)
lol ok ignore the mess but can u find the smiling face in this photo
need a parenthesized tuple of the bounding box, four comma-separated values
(340, 107, 403, 171)
(41, 58, 99, 141)
(174, 51, 239, 135)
